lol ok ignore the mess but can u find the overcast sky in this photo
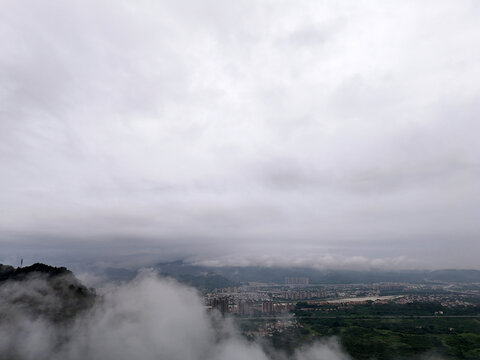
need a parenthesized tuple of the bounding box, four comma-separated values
(1, 0, 479, 269)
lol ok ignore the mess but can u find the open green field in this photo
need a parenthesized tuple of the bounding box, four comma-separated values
(292, 303, 480, 359)
(296, 316, 480, 359)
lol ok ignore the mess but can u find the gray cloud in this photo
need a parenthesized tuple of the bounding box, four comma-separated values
(1, 0, 479, 268)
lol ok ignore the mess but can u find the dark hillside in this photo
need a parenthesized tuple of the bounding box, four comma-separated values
(0, 263, 95, 322)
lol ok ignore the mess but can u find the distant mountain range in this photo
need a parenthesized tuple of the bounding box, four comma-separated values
(64, 260, 480, 292)
(153, 260, 480, 286)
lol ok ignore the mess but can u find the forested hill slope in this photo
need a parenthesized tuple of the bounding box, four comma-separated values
(0, 263, 95, 322)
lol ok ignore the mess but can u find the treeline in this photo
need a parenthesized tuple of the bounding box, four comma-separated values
(295, 301, 480, 317)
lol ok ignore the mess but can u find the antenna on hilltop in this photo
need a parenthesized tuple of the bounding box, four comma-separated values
(20, 258, 23, 268)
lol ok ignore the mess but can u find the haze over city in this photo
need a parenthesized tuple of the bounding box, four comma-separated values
(1, 0, 479, 270)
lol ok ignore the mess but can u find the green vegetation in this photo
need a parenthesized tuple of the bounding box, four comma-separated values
(292, 302, 480, 359)
(295, 301, 480, 317)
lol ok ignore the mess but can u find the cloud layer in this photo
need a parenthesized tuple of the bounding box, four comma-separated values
(1, 0, 480, 268)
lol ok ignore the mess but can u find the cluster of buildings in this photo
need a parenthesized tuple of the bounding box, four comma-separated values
(373, 283, 406, 292)
(207, 297, 296, 316)
(204, 280, 479, 317)
(279, 290, 327, 300)
(285, 277, 309, 285)
(393, 294, 476, 307)
(243, 319, 299, 338)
